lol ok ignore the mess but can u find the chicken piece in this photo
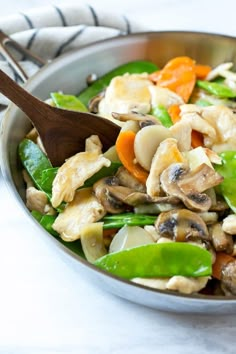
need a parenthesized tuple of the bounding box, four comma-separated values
(146, 138, 185, 198)
(209, 223, 233, 254)
(85, 135, 102, 154)
(169, 104, 215, 152)
(180, 104, 236, 153)
(149, 86, 184, 109)
(183, 114, 216, 137)
(26, 186, 49, 214)
(170, 121, 192, 151)
(23, 170, 54, 214)
(201, 105, 236, 152)
(98, 73, 153, 119)
(222, 215, 236, 235)
(132, 276, 209, 294)
(166, 275, 209, 294)
(52, 188, 106, 242)
(116, 166, 146, 193)
(51, 151, 111, 208)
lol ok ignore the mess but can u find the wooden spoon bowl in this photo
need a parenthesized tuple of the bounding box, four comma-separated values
(0, 69, 120, 166)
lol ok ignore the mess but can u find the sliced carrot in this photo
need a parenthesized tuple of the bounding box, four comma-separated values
(115, 131, 148, 184)
(168, 104, 181, 124)
(195, 64, 211, 79)
(191, 130, 204, 148)
(212, 252, 235, 280)
(154, 56, 196, 103)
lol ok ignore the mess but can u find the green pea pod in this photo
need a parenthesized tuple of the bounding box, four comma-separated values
(214, 151, 236, 212)
(19, 139, 53, 192)
(31, 210, 85, 258)
(40, 161, 122, 195)
(51, 92, 88, 112)
(31, 210, 44, 222)
(195, 99, 212, 107)
(78, 60, 158, 106)
(197, 80, 236, 98)
(102, 213, 157, 229)
(18, 139, 66, 211)
(94, 242, 212, 279)
(151, 105, 173, 128)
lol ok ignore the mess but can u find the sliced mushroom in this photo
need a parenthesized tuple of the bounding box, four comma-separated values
(160, 163, 212, 212)
(209, 199, 229, 212)
(134, 202, 182, 215)
(177, 163, 223, 195)
(197, 212, 218, 225)
(107, 185, 152, 206)
(155, 209, 209, 242)
(146, 138, 185, 198)
(88, 90, 105, 113)
(86, 73, 98, 86)
(222, 214, 236, 235)
(209, 223, 234, 254)
(93, 176, 125, 214)
(221, 260, 236, 295)
(120, 119, 140, 133)
(112, 111, 160, 126)
(134, 125, 172, 171)
(116, 166, 146, 193)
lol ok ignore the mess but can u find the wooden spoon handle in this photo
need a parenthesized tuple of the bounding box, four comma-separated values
(0, 69, 52, 129)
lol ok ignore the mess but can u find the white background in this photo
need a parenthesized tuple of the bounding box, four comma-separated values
(1, 1, 236, 353)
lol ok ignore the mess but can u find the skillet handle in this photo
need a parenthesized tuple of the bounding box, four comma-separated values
(0, 30, 46, 83)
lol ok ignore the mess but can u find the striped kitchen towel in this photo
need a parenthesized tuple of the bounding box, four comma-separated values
(0, 3, 146, 105)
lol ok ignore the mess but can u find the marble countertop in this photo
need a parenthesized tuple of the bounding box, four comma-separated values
(1, 1, 236, 353)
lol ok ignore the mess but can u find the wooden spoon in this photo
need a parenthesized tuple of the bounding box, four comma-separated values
(0, 69, 120, 166)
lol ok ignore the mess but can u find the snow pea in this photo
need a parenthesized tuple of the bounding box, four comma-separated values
(51, 92, 88, 112)
(94, 242, 212, 279)
(19, 139, 52, 192)
(102, 213, 157, 229)
(151, 105, 173, 128)
(214, 151, 236, 212)
(78, 60, 158, 107)
(18, 139, 66, 211)
(195, 99, 212, 107)
(196, 80, 236, 98)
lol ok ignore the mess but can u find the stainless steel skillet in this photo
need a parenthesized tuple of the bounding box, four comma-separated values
(1, 31, 236, 314)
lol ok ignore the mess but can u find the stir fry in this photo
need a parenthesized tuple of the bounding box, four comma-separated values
(19, 57, 236, 296)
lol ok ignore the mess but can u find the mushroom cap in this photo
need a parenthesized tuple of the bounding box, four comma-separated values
(160, 163, 212, 212)
(93, 176, 125, 214)
(155, 209, 209, 242)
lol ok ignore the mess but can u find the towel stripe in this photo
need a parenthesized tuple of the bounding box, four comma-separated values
(54, 26, 86, 57)
(26, 29, 39, 49)
(87, 5, 99, 26)
(54, 6, 67, 26)
(123, 16, 131, 34)
(20, 12, 34, 29)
